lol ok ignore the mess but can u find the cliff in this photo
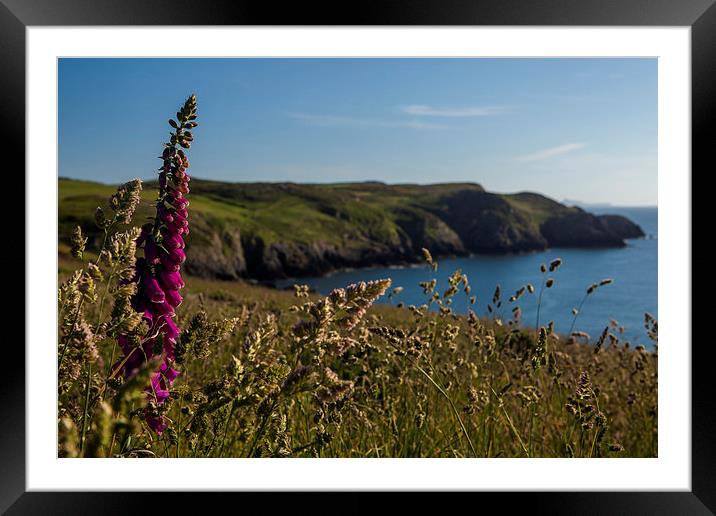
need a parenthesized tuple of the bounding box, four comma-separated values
(59, 178, 645, 280)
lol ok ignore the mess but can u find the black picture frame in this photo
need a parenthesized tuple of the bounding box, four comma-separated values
(3, 1, 708, 513)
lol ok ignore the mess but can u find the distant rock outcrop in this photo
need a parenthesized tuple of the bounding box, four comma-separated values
(597, 214, 646, 239)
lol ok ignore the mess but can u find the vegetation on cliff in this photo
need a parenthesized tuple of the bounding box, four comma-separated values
(59, 178, 644, 281)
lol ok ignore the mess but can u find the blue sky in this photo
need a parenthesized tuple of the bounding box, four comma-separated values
(59, 58, 657, 206)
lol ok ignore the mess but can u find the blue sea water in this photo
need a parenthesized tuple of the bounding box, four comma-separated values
(278, 207, 657, 346)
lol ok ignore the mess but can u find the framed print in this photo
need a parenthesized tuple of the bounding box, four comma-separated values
(3, 0, 710, 513)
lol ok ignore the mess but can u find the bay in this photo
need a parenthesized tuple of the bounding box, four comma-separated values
(278, 207, 658, 347)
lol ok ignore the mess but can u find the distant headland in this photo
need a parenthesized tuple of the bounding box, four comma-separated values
(59, 178, 645, 281)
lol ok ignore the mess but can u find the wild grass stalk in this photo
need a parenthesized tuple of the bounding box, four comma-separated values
(568, 279, 613, 338)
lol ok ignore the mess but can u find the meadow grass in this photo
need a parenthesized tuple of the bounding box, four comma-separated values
(58, 243, 657, 458)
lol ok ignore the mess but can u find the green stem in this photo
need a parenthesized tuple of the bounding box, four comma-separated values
(527, 404, 535, 458)
(290, 440, 318, 456)
(489, 384, 529, 457)
(535, 275, 546, 331)
(246, 398, 278, 458)
(108, 431, 117, 458)
(588, 428, 599, 458)
(58, 298, 84, 371)
(94, 224, 117, 328)
(568, 294, 589, 337)
(79, 362, 92, 454)
(414, 364, 477, 458)
(95, 269, 115, 327)
(218, 401, 237, 457)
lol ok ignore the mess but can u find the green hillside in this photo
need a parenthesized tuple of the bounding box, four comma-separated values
(58, 177, 643, 280)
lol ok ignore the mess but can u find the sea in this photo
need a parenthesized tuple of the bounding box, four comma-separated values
(277, 207, 658, 347)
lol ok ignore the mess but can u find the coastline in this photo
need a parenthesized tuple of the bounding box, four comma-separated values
(267, 236, 651, 288)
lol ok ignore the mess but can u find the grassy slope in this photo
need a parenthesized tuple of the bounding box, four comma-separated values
(503, 192, 576, 225)
(59, 177, 560, 249)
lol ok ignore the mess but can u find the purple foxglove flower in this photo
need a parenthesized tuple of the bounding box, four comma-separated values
(162, 363, 180, 383)
(153, 300, 175, 317)
(145, 412, 168, 434)
(145, 239, 160, 265)
(168, 189, 183, 201)
(160, 252, 181, 271)
(158, 204, 174, 224)
(172, 197, 189, 208)
(143, 276, 166, 303)
(161, 316, 180, 344)
(168, 211, 188, 228)
(150, 374, 170, 402)
(160, 270, 185, 290)
(164, 220, 186, 236)
(165, 288, 182, 307)
(172, 209, 188, 224)
(161, 231, 184, 250)
(117, 94, 197, 433)
(117, 336, 153, 376)
(166, 246, 186, 264)
(151, 363, 179, 402)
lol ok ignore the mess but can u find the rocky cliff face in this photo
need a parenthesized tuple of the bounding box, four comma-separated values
(428, 190, 549, 252)
(540, 210, 628, 248)
(393, 207, 466, 256)
(597, 214, 647, 239)
(179, 191, 643, 280)
(183, 215, 247, 279)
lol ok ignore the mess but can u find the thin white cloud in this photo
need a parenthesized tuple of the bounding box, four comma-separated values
(401, 104, 507, 117)
(289, 112, 445, 130)
(516, 143, 586, 162)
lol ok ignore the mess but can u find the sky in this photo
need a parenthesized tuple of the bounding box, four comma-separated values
(59, 58, 657, 206)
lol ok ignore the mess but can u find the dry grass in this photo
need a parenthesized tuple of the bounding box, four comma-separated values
(59, 247, 657, 458)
